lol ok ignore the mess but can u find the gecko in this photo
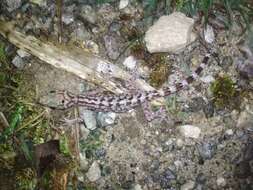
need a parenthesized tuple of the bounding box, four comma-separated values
(41, 53, 211, 122)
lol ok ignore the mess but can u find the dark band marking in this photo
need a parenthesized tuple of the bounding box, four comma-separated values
(195, 67, 203, 75)
(176, 83, 183, 90)
(186, 76, 194, 83)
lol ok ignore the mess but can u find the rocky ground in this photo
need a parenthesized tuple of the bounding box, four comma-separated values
(0, 0, 253, 190)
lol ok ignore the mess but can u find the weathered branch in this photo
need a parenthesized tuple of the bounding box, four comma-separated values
(0, 20, 157, 94)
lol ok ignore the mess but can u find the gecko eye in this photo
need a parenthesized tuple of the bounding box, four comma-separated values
(61, 99, 65, 104)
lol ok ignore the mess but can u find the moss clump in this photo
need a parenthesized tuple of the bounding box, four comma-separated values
(120, 25, 141, 41)
(130, 41, 147, 60)
(210, 75, 239, 109)
(148, 53, 170, 88)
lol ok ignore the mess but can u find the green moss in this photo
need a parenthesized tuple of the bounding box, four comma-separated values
(0, 42, 7, 64)
(80, 130, 103, 159)
(210, 75, 238, 109)
(148, 53, 170, 88)
(130, 41, 147, 60)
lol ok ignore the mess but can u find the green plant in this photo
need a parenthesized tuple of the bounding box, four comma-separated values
(0, 104, 24, 142)
(0, 42, 7, 64)
(210, 75, 239, 109)
(95, 0, 116, 4)
(175, 0, 253, 29)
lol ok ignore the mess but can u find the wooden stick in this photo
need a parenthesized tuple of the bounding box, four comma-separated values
(0, 20, 159, 94)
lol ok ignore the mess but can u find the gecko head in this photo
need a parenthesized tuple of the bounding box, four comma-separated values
(39, 90, 75, 109)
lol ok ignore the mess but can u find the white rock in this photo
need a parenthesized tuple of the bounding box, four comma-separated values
(225, 129, 233, 136)
(86, 161, 101, 182)
(119, 0, 129, 9)
(180, 180, 195, 190)
(123, 56, 137, 70)
(176, 138, 184, 148)
(12, 55, 25, 69)
(174, 160, 183, 169)
(79, 152, 89, 170)
(200, 75, 215, 83)
(144, 12, 196, 53)
(179, 125, 201, 139)
(17, 49, 30, 58)
(97, 112, 117, 127)
(237, 110, 253, 129)
(6, 0, 22, 12)
(80, 108, 97, 130)
(216, 177, 226, 187)
(133, 184, 142, 190)
(79, 124, 90, 140)
(204, 24, 215, 44)
(29, 0, 47, 7)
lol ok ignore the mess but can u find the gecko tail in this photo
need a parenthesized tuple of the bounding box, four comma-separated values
(163, 53, 211, 96)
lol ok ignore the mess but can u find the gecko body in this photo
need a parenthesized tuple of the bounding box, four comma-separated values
(44, 54, 211, 121)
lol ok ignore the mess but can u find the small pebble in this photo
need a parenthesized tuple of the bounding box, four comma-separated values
(119, 0, 129, 9)
(200, 75, 215, 83)
(225, 129, 233, 136)
(97, 112, 117, 127)
(86, 161, 101, 182)
(204, 24, 215, 44)
(179, 125, 201, 139)
(133, 184, 142, 190)
(122, 56, 137, 70)
(79, 152, 89, 171)
(159, 168, 176, 188)
(176, 138, 184, 148)
(17, 49, 30, 58)
(180, 180, 195, 190)
(12, 55, 25, 69)
(80, 108, 97, 130)
(198, 142, 216, 160)
(216, 177, 226, 187)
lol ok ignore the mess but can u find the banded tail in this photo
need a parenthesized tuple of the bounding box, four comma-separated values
(163, 54, 211, 96)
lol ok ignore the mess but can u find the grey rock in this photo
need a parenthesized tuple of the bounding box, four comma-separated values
(179, 125, 201, 139)
(221, 56, 233, 71)
(79, 5, 97, 24)
(204, 24, 215, 44)
(79, 124, 90, 140)
(216, 177, 226, 187)
(29, 0, 47, 7)
(144, 12, 196, 53)
(95, 148, 106, 159)
(97, 3, 118, 25)
(62, 5, 75, 25)
(17, 49, 30, 58)
(108, 22, 121, 33)
(6, 0, 22, 12)
(80, 108, 97, 130)
(79, 152, 89, 171)
(119, 0, 129, 9)
(237, 110, 253, 129)
(203, 101, 214, 118)
(70, 21, 91, 41)
(12, 55, 25, 69)
(133, 184, 143, 190)
(97, 112, 117, 127)
(198, 142, 216, 160)
(237, 59, 253, 80)
(181, 180, 195, 190)
(86, 161, 101, 182)
(188, 97, 206, 112)
(200, 75, 215, 84)
(122, 56, 137, 70)
(159, 168, 176, 189)
(103, 34, 121, 60)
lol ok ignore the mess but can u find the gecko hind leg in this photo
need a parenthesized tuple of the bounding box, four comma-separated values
(141, 101, 169, 122)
